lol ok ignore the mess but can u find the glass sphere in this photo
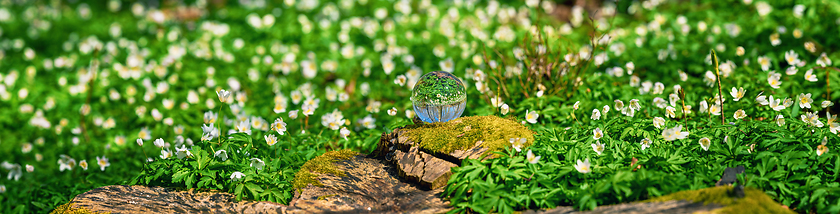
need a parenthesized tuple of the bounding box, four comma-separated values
(411, 71, 467, 123)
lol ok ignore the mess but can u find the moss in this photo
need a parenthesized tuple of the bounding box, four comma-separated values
(403, 115, 535, 155)
(317, 194, 337, 200)
(50, 203, 109, 214)
(291, 149, 358, 190)
(644, 186, 795, 214)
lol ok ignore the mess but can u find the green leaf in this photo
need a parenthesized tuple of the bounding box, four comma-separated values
(235, 184, 245, 201)
(245, 183, 264, 199)
(30, 201, 48, 209)
(172, 170, 190, 183)
(810, 188, 827, 204)
(199, 169, 217, 179)
(230, 133, 253, 144)
(791, 97, 801, 118)
(834, 157, 840, 181)
(197, 150, 211, 170)
(186, 173, 196, 189)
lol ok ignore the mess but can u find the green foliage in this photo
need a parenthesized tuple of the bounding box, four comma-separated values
(128, 132, 319, 203)
(442, 0, 840, 211)
(446, 113, 840, 213)
(443, 136, 695, 213)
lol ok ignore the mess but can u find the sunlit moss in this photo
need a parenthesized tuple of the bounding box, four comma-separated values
(291, 149, 357, 190)
(645, 186, 794, 214)
(316, 194, 337, 200)
(50, 203, 109, 214)
(403, 115, 535, 155)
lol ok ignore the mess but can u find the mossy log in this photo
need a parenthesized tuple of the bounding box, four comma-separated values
(528, 186, 793, 214)
(373, 115, 535, 189)
(65, 185, 289, 213)
(63, 184, 786, 214)
(643, 185, 795, 214)
(63, 155, 450, 214)
(525, 200, 722, 214)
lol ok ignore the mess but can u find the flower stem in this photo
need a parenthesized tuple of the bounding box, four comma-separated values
(218, 105, 224, 145)
(711, 49, 725, 125)
(679, 88, 688, 129)
(140, 147, 148, 163)
(826, 67, 832, 115)
(584, 174, 589, 188)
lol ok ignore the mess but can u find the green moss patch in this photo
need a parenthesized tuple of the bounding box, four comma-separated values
(50, 203, 109, 214)
(645, 186, 794, 214)
(291, 149, 358, 190)
(316, 194, 337, 200)
(404, 115, 535, 154)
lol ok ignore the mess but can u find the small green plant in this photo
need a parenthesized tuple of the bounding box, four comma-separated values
(128, 132, 315, 203)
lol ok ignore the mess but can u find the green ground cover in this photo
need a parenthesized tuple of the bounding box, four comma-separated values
(0, 0, 838, 213)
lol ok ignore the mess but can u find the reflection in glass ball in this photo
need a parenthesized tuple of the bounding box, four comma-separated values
(410, 71, 467, 123)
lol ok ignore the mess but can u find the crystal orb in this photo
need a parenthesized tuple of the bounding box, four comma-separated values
(411, 71, 467, 123)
